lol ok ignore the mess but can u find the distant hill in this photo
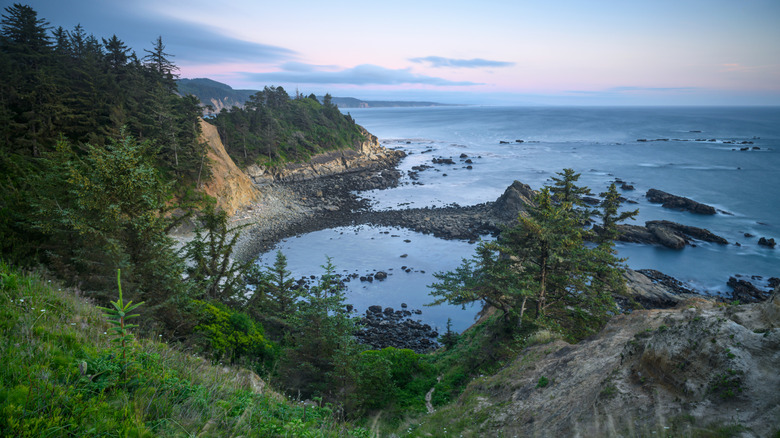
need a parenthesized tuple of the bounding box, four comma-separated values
(325, 96, 454, 108)
(177, 78, 258, 115)
(176, 78, 455, 113)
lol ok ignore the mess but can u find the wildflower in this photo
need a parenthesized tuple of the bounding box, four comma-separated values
(19, 299, 24, 302)
(103, 332, 107, 335)
(70, 323, 76, 325)
(40, 309, 45, 312)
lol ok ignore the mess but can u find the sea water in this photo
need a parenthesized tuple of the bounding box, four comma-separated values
(256, 106, 780, 332)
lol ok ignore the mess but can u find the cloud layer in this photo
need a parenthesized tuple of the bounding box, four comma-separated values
(241, 64, 481, 86)
(410, 56, 515, 68)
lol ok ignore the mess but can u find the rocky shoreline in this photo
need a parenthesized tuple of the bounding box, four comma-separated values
(196, 136, 778, 352)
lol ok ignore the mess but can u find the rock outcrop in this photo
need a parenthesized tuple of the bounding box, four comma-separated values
(646, 188, 717, 215)
(728, 276, 775, 303)
(615, 220, 728, 249)
(198, 119, 260, 215)
(355, 305, 440, 353)
(492, 180, 536, 221)
(244, 128, 404, 184)
(414, 292, 780, 437)
(619, 268, 695, 309)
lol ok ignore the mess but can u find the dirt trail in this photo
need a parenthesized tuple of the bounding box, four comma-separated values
(425, 377, 441, 414)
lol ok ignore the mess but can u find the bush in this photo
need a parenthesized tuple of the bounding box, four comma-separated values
(352, 347, 436, 414)
(191, 300, 276, 368)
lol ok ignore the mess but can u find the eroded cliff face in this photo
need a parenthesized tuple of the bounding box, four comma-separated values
(198, 122, 403, 217)
(244, 129, 405, 184)
(198, 118, 259, 215)
(417, 291, 780, 437)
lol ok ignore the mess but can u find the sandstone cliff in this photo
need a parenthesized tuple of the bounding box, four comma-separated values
(198, 118, 259, 215)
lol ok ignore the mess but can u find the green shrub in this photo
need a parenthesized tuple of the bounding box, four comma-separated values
(191, 299, 276, 367)
(352, 347, 436, 413)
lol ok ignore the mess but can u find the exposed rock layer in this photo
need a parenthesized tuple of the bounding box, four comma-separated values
(415, 291, 780, 437)
(198, 119, 259, 215)
(244, 129, 405, 184)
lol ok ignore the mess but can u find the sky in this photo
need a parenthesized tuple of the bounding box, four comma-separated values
(7, 0, 780, 105)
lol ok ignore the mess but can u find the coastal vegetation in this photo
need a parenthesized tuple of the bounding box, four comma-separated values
(209, 88, 367, 167)
(2, 4, 776, 437)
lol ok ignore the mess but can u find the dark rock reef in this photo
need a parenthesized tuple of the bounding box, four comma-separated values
(354, 305, 440, 353)
(646, 188, 716, 215)
(613, 220, 727, 249)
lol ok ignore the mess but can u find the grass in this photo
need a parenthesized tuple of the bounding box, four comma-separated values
(0, 261, 369, 437)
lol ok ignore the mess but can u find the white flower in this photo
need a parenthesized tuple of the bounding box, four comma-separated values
(103, 332, 107, 335)
(40, 309, 45, 312)
(19, 299, 24, 302)
(70, 323, 76, 326)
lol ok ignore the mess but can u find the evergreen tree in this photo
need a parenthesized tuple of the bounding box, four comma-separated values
(279, 258, 357, 398)
(549, 168, 594, 220)
(430, 180, 620, 340)
(183, 207, 252, 305)
(143, 35, 177, 90)
(103, 34, 129, 71)
(595, 182, 638, 244)
(248, 251, 297, 315)
(0, 3, 51, 57)
(30, 131, 181, 305)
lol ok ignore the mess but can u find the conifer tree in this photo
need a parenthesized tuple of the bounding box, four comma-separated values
(431, 179, 619, 340)
(183, 207, 252, 304)
(279, 258, 357, 398)
(596, 182, 638, 244)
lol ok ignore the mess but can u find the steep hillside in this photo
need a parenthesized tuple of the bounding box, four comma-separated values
(198, 118, 259, 215)
(407, 293, 780, 437)
(0, 262, 369, 436)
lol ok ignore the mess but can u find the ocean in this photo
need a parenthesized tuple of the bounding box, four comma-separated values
(256, 106, 780, 333)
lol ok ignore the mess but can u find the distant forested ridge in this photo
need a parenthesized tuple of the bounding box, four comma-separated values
(177, 77, 455, 112)
(177, 78, 257, 114)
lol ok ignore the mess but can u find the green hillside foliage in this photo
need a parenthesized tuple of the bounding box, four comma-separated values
(0, 261, 372, 437)
(210, 89, 367, 167)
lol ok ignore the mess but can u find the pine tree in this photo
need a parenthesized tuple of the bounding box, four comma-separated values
(430, 180, 620, 340)
(143, 36, 178, 91)
(183, 207, 252, 304)
(595, 182, 638, 244)
(279, 258, 357, 398)
(0, 4, 51, 58)
(549, 168, 594, 221)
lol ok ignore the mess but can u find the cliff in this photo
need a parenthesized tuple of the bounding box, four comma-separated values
(244, 128, 404, 184)
(198, 118, 260, 215)
(411, 290, 780, 437)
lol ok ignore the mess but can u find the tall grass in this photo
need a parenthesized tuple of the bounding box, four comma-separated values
(0, 261, 370, 437)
